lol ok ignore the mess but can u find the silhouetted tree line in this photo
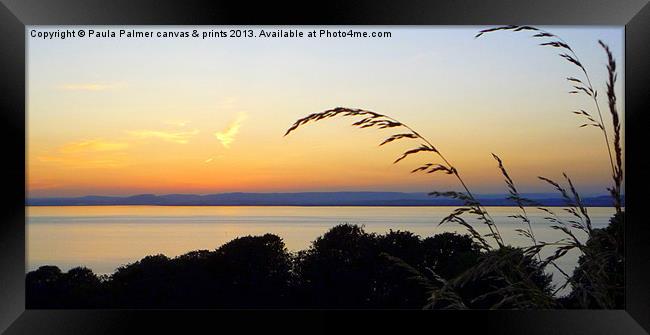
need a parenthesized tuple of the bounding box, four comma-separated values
(26, 217, 623, 309)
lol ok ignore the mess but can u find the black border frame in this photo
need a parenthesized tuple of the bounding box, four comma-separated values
(1, 1, 649, 334)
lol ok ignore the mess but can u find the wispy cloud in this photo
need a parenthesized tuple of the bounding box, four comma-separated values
(127, 129, 199, 144)
(204, 155, 224, 163)
(164, 120, 190, 127)
(215, 113, 247, 149)
(36, 138, 130, 169)
(60, 139, 129, 153)
(58, 82, 126, 91)
(37, 155, 127, 168)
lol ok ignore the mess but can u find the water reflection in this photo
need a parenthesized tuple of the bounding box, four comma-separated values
(27, 205, 616, 286)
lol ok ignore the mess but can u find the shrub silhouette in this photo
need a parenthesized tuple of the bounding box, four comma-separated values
(562, 212, 624, 308)
(26, 266, 103, 308)
(421, 232, 482, 280)
(110, 254, 176, 308)
(295, 224, 379, 308)
(378, 230, 424, 267)
(428, 246, 555, 309)
(61, 267, 103, 308)
(210, 234, 295, 308)
(106, 234, 296, 308)
(26, 265, 64, 308)
(26, 225, 485, 309)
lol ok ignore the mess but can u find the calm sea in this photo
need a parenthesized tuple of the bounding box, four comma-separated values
(27, 205, 616, 289)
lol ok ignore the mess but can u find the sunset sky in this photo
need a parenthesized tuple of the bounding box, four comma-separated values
(27, 26, 624, 197)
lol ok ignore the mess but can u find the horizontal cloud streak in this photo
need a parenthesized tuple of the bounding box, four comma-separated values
(37, 155, 127, 168)
(35, 138, 130, 169)
(128, 129, 199, 144)
(60, 139, 129, 153)
(164, 120, 190, 127)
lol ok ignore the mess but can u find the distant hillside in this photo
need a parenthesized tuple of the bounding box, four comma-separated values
(26, 192, 623, 207)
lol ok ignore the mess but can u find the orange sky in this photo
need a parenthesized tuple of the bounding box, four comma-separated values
(27, 26, 624, 197)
